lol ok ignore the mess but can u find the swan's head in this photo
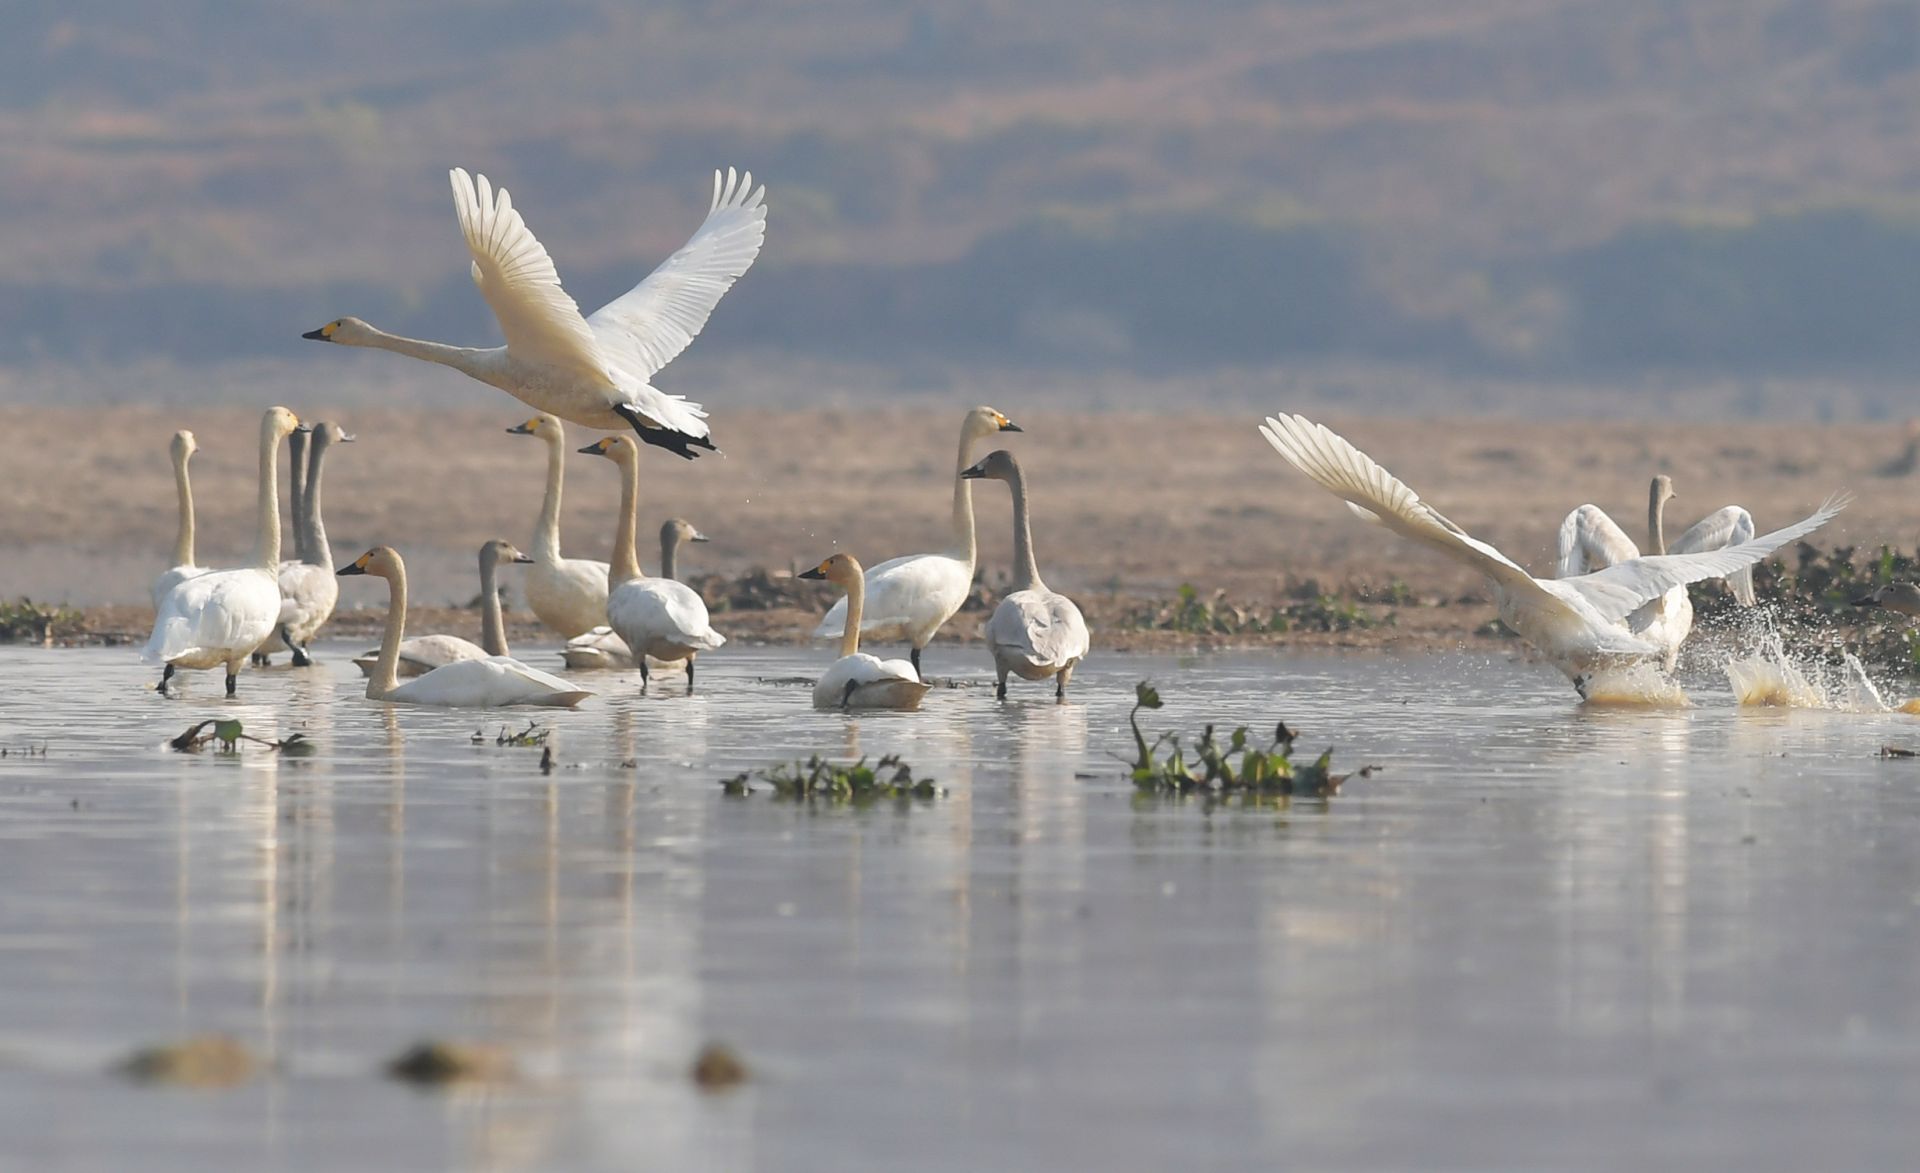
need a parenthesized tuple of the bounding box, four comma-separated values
(577, 434, 639, 465)
(1650, 474, 1676, 506)
(506, 413, 562, 439)
(310, 421, 355, 452)
(799, 552, 862, 586)
(337, 545, 401, 580)
(1855, 581, 1920, 616)
(301, 317, 375, 346)
(481, 539, 535, 568)
(261, 406, 302, 443)
(960, 449, 1020, 484)
(964, 406, 1022, 440)
(169, 430, 198, 462)
(662, 518, 709, 546)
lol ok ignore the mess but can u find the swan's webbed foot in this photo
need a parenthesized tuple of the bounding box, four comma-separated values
(613, 403, 718, 461)
(286, 625, 312, 668)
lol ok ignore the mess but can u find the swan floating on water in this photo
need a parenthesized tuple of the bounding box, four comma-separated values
(303, 168, 767, 459)
(960, 450, 1090, 700)
(1259, 412, 1851, 697)
(801, 553, 932, 711)
(352, 539, 534, 678)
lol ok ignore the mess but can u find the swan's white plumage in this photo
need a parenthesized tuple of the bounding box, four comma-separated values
(607, 578, 725, 662)
(1670, 506, 1759, 606)
(1260, 413, 1850, 687)
(385, 656, 589, 708)
(144, 568, 282, 670)
(813, 552, 971, 645)
(450, 167, 606, 384)
(813, 652, 930, 710)
(562, 625, 634, 670)
(354, 634, 488, 678)
(988, 589, 1090, 680)
(152, 430, 207, 609)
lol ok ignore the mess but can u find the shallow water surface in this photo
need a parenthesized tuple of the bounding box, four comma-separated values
(4, 644, 1920, 1170)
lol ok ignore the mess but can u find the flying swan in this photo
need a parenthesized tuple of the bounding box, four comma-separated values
(1258, 413, 1850, 696)
(303, 168, 767, 459)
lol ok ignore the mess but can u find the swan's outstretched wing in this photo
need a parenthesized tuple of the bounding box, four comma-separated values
(1557, 504, 1639, 577)
(1669, 505, 1759, 605)
(1259, 414, 1550, 601)
(586, 168, 767, 381)
(449, 168, 607, 383)
(1563, 495, 1849, 622)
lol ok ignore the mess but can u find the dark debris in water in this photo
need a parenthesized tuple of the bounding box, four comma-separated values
(1880, 745, 1919, 758)
(474, 721, 550, 747)
(691, 1042, 750, 1092)
(169, 720, 311, 755)
(722, 754, 942, 805)
(386, 1040, 516, 1087)
(116, 1034, 256, 1088)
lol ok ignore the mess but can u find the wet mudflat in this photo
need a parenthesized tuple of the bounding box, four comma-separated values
(3, 644, 1920, 1170)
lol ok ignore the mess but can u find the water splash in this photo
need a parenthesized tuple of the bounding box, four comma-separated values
(1581, 663, 1691, 709)
(1722, 626, 1892, 712)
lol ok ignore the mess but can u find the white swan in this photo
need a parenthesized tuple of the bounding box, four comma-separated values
(563, 518, 709, 670)
(812, 406, 1023, 673)
(256, 421, 354, 665)
(302, 168, 767, 459)
(1258, 413, 1851, 696)
(338, 546, 592, 708)
(143, 407, 301, 696)
(506, 413, 615, 638)
(579, 436, 725, 692)
(1556, 475, 1760, 671)
(352, 539, 533, 678)
(151, 430, 210, 608)
(961, 450, 1090, 699)
(800, 553, 932, 711)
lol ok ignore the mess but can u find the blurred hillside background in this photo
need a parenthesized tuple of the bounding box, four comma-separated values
(4, 0, 1920, 418)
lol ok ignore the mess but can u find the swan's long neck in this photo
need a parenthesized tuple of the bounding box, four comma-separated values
(287, 430, 309, 563)
(353, 325, 495, 382)
(947, 422, 982, 567)
(250, 419, 283, 570)
(660, 527, 680, 582)
(369, 562, 408, 701)
(839, 570, 864, 659)
(170, 446, 195, 569)
(302, 435, 333, 569)
(609, 454, 645, 583)
(1005, 467, 1045, 593)
(478, 549, 508, 657)
(1648, 483, 1669, 556)
(534, 427, 565, 561)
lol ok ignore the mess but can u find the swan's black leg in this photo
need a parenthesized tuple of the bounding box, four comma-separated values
(686, 657, 696, 694)
(250, 650, 269, 667)
(159, 663, 175, 695)
(612, 403, 718, 460)
(639, 659, 651, 694)
(286, 625, 312, 668)
(995, 671, 1008, 701)
(225, 670, 239, 697)
(910, 646, 922, 675)
(841, 679, 859, 711)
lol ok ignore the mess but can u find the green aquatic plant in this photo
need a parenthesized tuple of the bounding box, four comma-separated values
(0, 597, 82, 644)
(721, 754, 941, 805)
(1125, 680, 1369, 804)
(474, 722, 551, 747)
(169, 720, 311, 754)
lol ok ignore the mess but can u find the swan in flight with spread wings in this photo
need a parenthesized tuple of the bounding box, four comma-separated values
(1259, 414, 1850, 697)
(1557, 475, 1760, 672)
(303, 168, 767, 459)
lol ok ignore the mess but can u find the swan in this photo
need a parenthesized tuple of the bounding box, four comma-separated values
(286, 424, 310, 563)
(255, 421, 354, 666)
(352, 539, 533, 678)
(799, 553, 932, 711)
(143, 407, 302, 696)
(302, 168, 767, 459)
(1258, 413, 1851, 696)
(503, 413, 615, 638)
(960, 450, 1090, 699)
(338, 546, 592, 708)
(811, 406, 1023, 673)
(1855, 582, 1920, 617)
(151, 430, 210, 608)
(563, 518, 709, 670)
(579, 436, 726, 691)
(1557, 475, 1760, 671)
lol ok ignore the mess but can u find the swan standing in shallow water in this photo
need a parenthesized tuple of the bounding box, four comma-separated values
(338, 546, 592, 708)
(302, 168, 766, 459)
(1259, 413, 1851, 696)
(256, 421, 354, 666)
(1557, 475, 1760, 672)
(801, 553, 932, 711)
(579, 436, 725, 692)
(507, 413, 614, 638)
(960, 450, 1089, 699)
(151, 430, 208, 609)
(144, 407, 301, 696)
(564, 519, 710, 670)
(812, 406, 1023, 673)
(352, 540, 534, 678)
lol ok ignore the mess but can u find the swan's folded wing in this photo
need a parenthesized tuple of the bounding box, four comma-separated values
(586, 168, 767, 381)
(1565, 494, 1848, 622)
(449, 168, 608, 383)
(488, 656, 593, 697)
(1259, 414, 1559, 606)
(1669, 505, 1759, 605)
(991, 592, 1089, 666)
(1557, 504, 1639, 577)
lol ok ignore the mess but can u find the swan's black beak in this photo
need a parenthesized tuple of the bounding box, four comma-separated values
(337, 563, 366, 577)
(690, 531, 711, 543)
(578, 442, 608, 456)
(798, 566, 827, 581)
(512, 553, 535, 564)
(960, 464, 988, 480)
(507, 421, 537, 435)
(999, 420, 1023, 433)
(293, 422, 313, 434)
(338, 432, 357, 444)
(1853, 593, 1880, 607)
(301, 328, 330, 341)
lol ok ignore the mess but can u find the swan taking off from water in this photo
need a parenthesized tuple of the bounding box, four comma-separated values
(303, 168, 767, 459)
(151, 430, 208, 609)
(811, 406, 1023, 673)
(339, 546, 592, 708)
(960, 450, 1090, 699)
(800, 553, 932, 711)
(1556, 475, 1760, 671)
(1259, 413, 1851, 696)
(144, 407, 302, 696)
(352, 539, 534, 678)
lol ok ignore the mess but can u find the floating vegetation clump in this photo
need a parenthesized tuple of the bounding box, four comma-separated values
(1125, 583, 1383, 636)
(691, 1042, 750, 1092)
(0, 597, 82, 644)
(386, 1040, 516, 1087)
(116, 1035, 256, 1088)
(722, 754, 941, 805)
(169, 719, 312, 755)
(474, 721, 550, 747)
(1125, 682, 1371, 807)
